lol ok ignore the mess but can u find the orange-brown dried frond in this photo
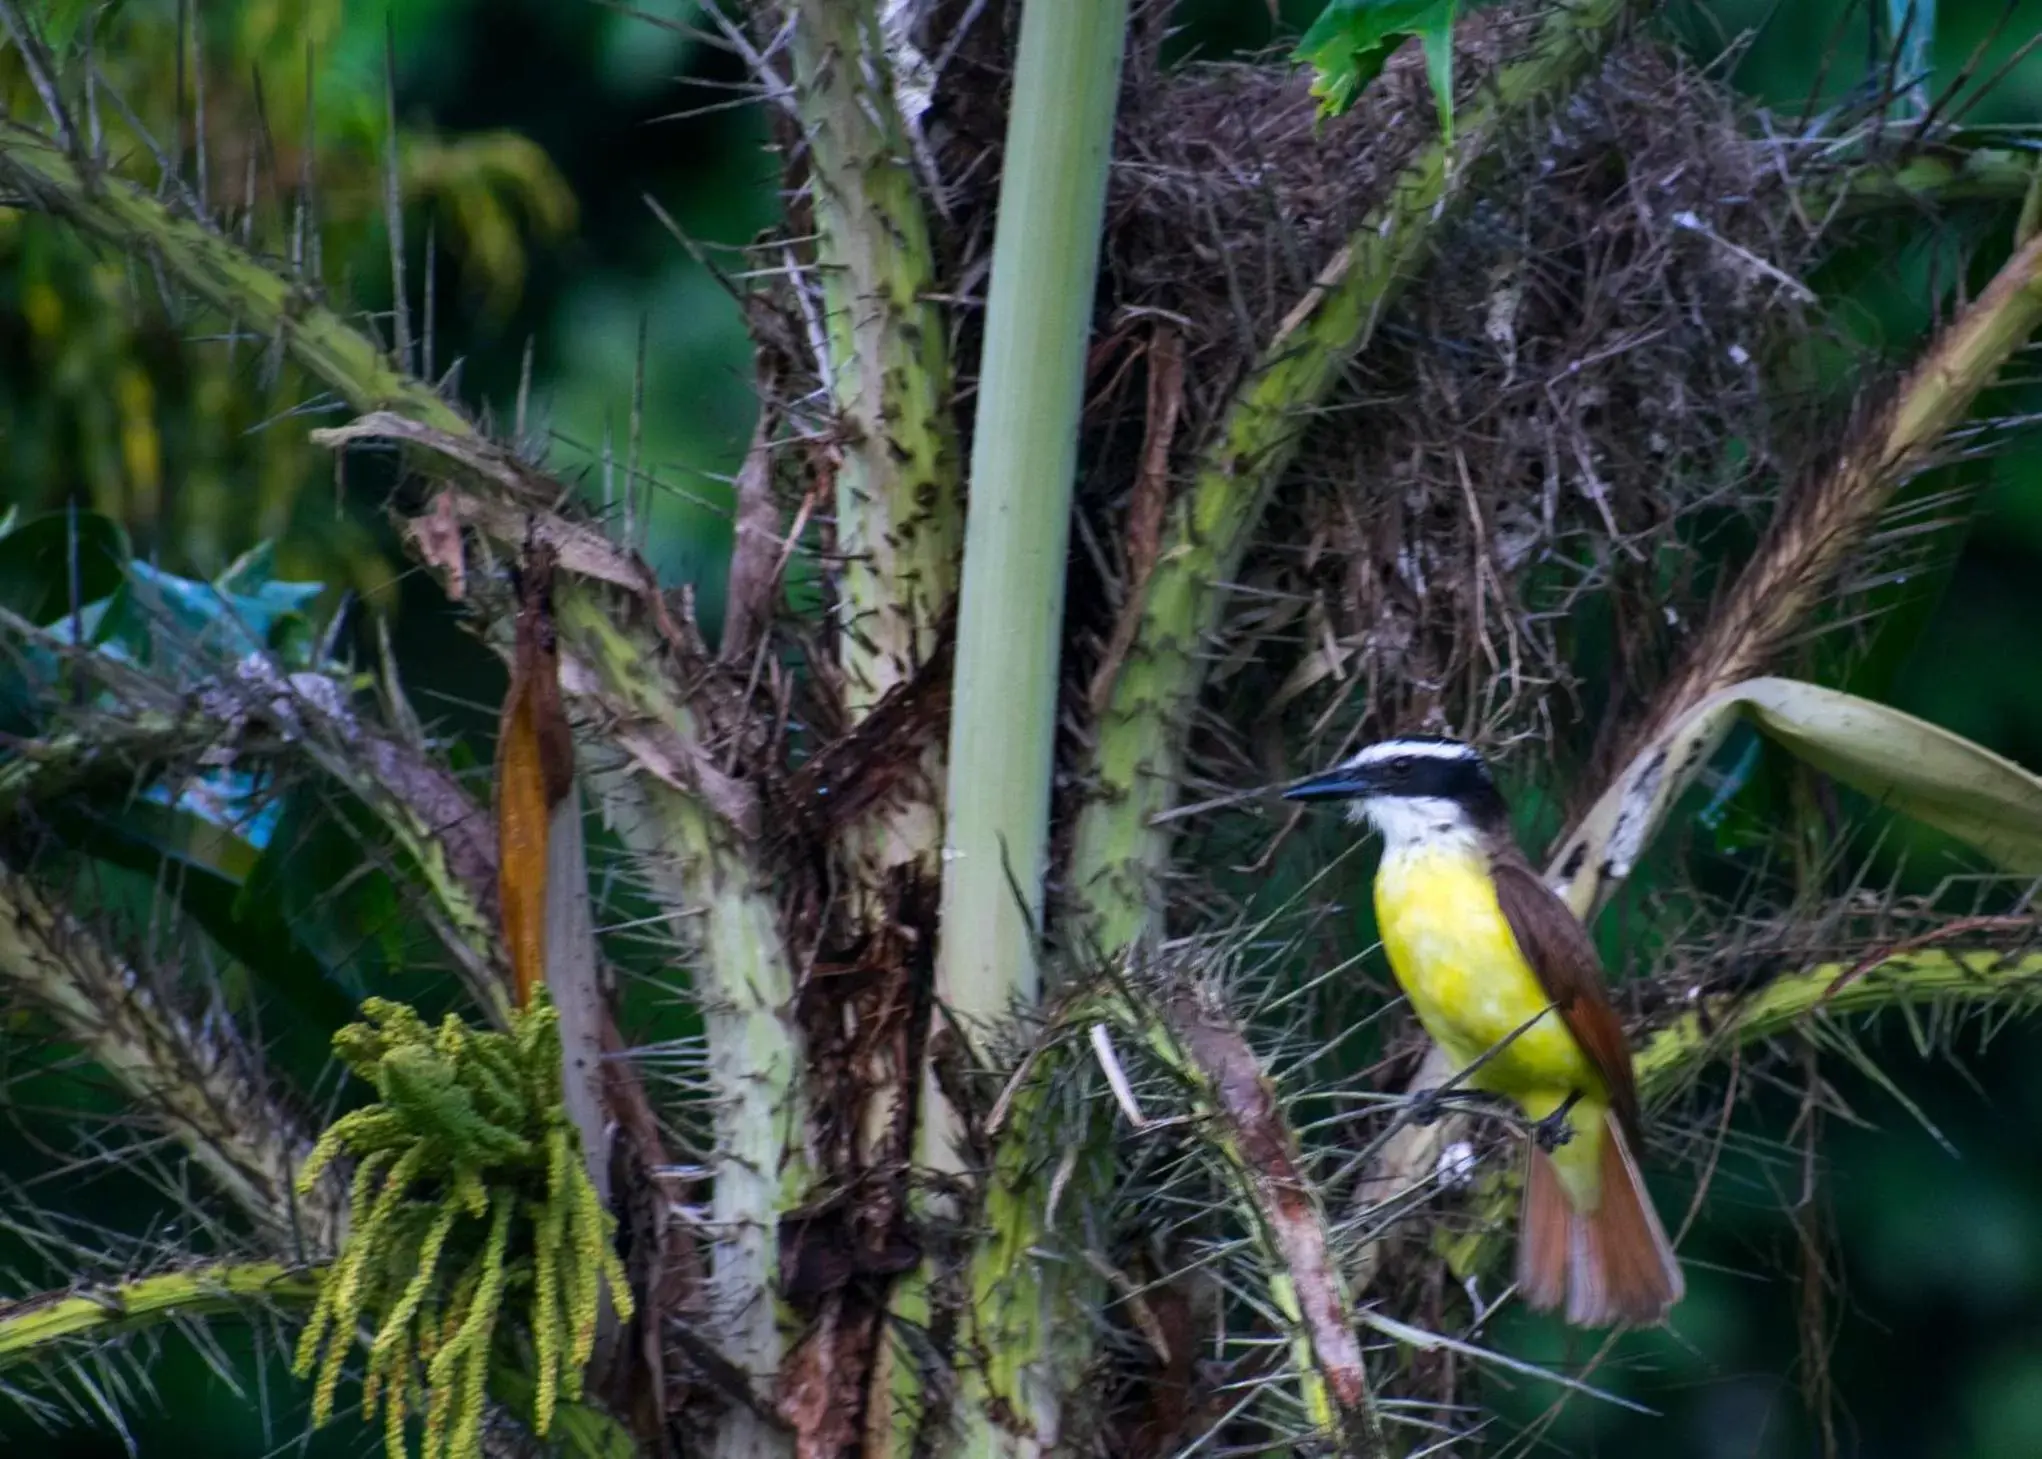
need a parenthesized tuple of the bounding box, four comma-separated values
(496, 539, 575, 1008)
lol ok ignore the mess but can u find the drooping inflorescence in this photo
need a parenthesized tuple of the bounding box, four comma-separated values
(291, 993, 633, 1459)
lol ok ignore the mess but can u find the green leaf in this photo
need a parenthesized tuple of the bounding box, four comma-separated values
(0, 510, 128, 626)
(1552, 676, 2042, 915)
(1294, 0, 1457, 133)
(1417, 11, 1455, 142)
(57, 797, 361, 1036)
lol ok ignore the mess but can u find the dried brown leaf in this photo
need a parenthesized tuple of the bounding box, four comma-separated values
(496, 541, 574, 1008)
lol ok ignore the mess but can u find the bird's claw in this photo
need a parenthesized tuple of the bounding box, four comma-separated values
(1533, 1096, 1581, 1153)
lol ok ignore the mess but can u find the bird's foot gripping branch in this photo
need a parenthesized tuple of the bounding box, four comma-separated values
(292, 993, 633, 1459)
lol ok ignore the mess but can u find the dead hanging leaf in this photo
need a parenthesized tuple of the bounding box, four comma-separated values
(720, 379, 782, 666)
(497, 539, 575, 1008)
(1552, 676, 2042, 917)
(490, 539, 616, 1347)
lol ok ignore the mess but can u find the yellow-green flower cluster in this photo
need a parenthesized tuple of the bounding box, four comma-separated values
(292, 994, 633, 1459)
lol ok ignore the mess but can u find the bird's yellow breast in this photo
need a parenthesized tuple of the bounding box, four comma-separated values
(1374, 842, 1603, 1101)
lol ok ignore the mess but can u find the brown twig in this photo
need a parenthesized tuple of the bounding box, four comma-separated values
(1088, 322, 1184, 719)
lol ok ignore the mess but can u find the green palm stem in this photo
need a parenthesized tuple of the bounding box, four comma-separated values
(1429, 945, 2042, 1287)
(924, 0, 1129, 1453)
(0, 129, 801, 1429)
(784, 7, 965, 1444)
(553, 596, 810, 1456)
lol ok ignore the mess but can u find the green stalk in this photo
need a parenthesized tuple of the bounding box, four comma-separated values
(0, 131, 796, 1430)
(785, 10, 963, 1443)
(1063, 0, 1631, 957)
(0, 130, 464, 432)
(1835, 146, 2041, 215)
(789, 0, 961, 720)
(1633, 947, 2042, 1095)
(928, 1, 1127, 1454)
(0, 1262, 316, 1362)
(558, 598, 807, 1459)
(931, 0, 1129, 1143)
(0, 1263, 638, 1459)
(1129, 989, 1385, 1455)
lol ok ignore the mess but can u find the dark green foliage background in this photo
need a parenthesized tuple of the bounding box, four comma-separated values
(6, 1, 2042, 1455)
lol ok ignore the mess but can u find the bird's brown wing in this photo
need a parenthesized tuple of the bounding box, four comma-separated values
(1488, 846, 1640, 1142)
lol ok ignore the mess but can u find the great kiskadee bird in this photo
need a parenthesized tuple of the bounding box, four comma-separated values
(1285, 736, 1683, 1327)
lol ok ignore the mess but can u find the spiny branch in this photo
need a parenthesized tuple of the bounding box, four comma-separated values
(0, 605, 507, 1019)
(787, 0, 963, 719)
(0, 124, 464, 432)
(1139, 985, 1386, 1456)
(0, 862, 345, 1251)
(0, 129, 746, 853)
(553, 593, 811, 1431)
(0, 1259, 639, 1459)
(1634, 944, 2042, 1097)
(0, 1261, 315, 1364)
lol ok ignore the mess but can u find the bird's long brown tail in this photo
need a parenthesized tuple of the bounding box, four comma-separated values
(1518, 1110, 1684, 1326)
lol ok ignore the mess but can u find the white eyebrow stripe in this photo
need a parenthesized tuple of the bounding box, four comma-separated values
(1341, 738, 1479, 768)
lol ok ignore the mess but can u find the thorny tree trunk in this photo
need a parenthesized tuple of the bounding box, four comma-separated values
(6, 2, 2042, 1458)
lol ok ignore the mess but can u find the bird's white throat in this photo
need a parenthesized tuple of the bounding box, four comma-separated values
(1351, 795, 1485, 857)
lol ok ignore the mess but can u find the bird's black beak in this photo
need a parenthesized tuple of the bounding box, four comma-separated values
(1282, 767, 1373, 803)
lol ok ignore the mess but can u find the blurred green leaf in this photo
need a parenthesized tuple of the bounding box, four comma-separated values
(56, 797, 360, 1037)
(1294, 0, 1457, 136)
(0, 510, 128, 625)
